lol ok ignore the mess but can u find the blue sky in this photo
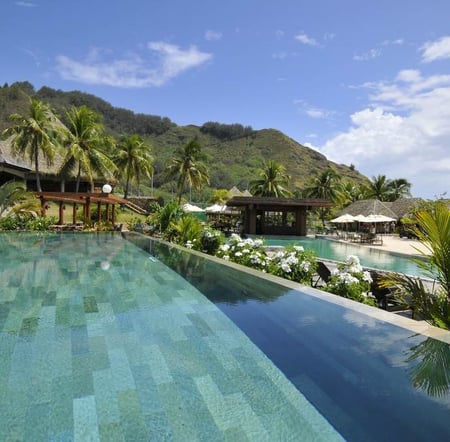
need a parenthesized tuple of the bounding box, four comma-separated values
(2, 0, 450, 198)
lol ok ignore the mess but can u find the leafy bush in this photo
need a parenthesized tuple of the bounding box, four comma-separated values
(198, 226, 224, 255)
(216, 234, 270, 271)
(268, 245, 317, 284)
(147, 202, 184, 234)
(0, 215, 57, 231)
(326, 255, 376, 305)
(168, 215, 203, 246)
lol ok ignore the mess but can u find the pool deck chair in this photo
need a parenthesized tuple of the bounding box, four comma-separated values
(369, 270, 406, 311)
(313, 261, 332, 288)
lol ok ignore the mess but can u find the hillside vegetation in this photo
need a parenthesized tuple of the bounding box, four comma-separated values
(0, 81, 368, 194)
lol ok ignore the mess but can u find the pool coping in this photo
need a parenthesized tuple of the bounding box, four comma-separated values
(144, 235, 450, 345)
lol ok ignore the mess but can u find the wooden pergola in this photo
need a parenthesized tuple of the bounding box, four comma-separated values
(37, 191, 146, 226)
(226, 196, 334, 236)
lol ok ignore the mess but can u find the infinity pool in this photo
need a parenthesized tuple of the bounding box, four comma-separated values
(1, 232, 449, 441)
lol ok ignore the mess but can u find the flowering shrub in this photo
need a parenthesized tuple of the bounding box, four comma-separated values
(216, 235, 318, 284)
(198, 226, 224, 255)
(268, 245, 317, 284)
(216, 234, 270, 271)
(325, 255, 376, 306)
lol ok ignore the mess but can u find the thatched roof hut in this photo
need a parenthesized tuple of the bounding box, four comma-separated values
(339, 198, 425, 220)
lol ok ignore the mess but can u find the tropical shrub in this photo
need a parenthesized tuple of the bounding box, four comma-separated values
(268, 245, 317, 284)
(382, 203, 450, 329)
(167, 215, 203, 246)
(326, 255, 376, 306)
(147, 202, 183, 234)
(198, 226, 224, 255)
(216, 234, 270, 271)
(0, 214, 57, 231)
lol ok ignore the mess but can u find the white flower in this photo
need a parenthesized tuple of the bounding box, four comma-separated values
(286, 255, 298, 265)
(362, 271, 373, 283)
(281, 262, 291, 273)
(254, 239, 264, 247)
(300, 261, 310, 272)
(294, 245, 304, 252)
(235, 251, 242, 257)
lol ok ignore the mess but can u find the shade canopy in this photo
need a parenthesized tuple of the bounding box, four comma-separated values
(182, 203, 204, 213)
(365, 214, 397, 223)
(205, 204, 226, 213)
(330, 214, 355, 223)
(353, 214, 370, 222)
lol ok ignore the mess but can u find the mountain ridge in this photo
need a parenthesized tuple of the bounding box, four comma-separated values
(0, 81, 368, 194)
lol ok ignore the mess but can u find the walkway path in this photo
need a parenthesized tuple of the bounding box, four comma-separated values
(325, 234, 430, 257)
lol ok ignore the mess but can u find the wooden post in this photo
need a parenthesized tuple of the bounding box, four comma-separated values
(40, 197, 46, 217)
(85, 197, 91, 222)
(111, 204, 116, 225)
(97, 202, 102, 222)
(58, 202, 64, 225)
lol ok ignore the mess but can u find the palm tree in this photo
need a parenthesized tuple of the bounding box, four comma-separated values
(1, 98, 59, 192)
(249, 160, 292, 197)
(388, 178, 412, 200)
(0, 180, 40, 217)
(115, 134, 153, 199)
(362, 174, 392, 201)
(303, 168, 341, 228)
(166, 139, 209, 204)
(363, 175, 412, 202)
(335, 180, 365, 207)
(304, 167, 341, 201)
(382, 203, 450, 329)
(60, 105, 117, 192)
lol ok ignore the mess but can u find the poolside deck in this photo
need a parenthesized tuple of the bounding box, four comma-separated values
(321, 233, 431, 257)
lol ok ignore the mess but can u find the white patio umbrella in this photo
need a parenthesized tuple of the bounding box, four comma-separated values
(353, 214, 370, 223)
(182, 203, 204, 213)
(205, 204, 226, 213)
(330, 214, 356, 223)
(365, 214, 396, 223)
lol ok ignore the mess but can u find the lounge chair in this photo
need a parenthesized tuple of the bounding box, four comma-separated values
(369, 270, 405, 311)
(313, 261, 332, 287)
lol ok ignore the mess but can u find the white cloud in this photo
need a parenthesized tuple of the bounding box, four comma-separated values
(205, 30, 222, 41)
(15, 1, 36, 6)
(420, 36, 450, 62)
(294, 99, 335, 119)
(272, 51, 288, 60)
(294, 33, 318, 46)
(353, 48, 382, 61)
(56, 42, 212, 87)
(382, 38, 404, 46)
(323, 32, 336, 41)
(320, 70, 450, 198)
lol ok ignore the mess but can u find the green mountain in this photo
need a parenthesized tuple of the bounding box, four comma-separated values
(0, 81, 368, 194)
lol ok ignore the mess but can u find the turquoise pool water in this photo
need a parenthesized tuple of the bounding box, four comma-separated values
(261, 236, 428, 277)
(0, 232, 339, 441)
(1, 232, 449, 441)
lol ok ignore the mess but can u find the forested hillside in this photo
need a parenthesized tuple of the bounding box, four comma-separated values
(0, 81, 368, 194)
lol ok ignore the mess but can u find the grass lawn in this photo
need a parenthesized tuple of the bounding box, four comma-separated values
(44, 202, 147, 228)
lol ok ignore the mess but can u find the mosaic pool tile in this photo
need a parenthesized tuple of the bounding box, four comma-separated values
(0, 233, 343, 441)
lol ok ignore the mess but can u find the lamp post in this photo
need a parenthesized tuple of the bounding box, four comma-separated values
(102, 184, 112, 195)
